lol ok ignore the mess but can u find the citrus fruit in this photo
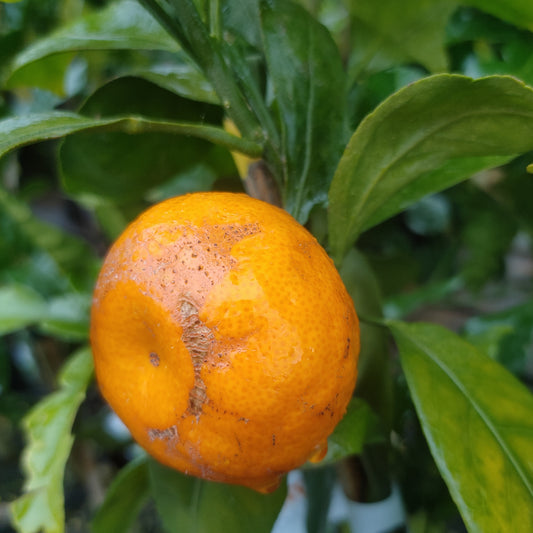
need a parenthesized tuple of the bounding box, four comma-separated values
(90, 192, 359, 492)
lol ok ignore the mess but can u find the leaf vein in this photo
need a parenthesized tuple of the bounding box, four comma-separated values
(408, 334, 533, 497)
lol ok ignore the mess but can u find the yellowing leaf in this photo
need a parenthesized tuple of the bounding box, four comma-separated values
(389, 320, 533, 532)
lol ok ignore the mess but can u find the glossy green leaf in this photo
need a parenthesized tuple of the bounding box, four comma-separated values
(388, 320, 533, 533)
(132, 63, 220, 104)
(149, 460, 287, 533)
(222, 0, 262, 48)
(260, 0, 347, 223)
(0, 110, 260, 166)
(138, 0, 265, 147)
(10, 347, 94, 533)
(0, 284, 47, 335)
(345, 0, 456, 77)
(92, 455, 150, 533)
(329, 75, 533, 262)
(4, 0, 179, 90)
(0, 112, 118, 160)
(58, 77, 251, 204)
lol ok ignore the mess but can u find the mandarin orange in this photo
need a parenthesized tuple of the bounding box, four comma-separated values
(90, 192, 359, 492)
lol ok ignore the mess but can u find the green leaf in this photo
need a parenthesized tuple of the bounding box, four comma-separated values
(0, 284, 47, 335)
(329, 75, 533, 262)
(489, 154, 533, 234)
(138, 0, 265, 147)
(0, 112, 118, 160)
(345, 0, 456, 77)
(0, 186, 98, 289)
(132, 62, 220, 104)
(58, 77, 251, 204)
(303, 467, 336, 533)
(388, 320, 533, 533)
(463, 301, 533, 376)
(324, 397, 384, 463)
(148, 460, 287, 533)
(4, 0, 179, 91)
(466, 0, 533, 32)
(10, 347, 94, 533)
(454, 185, 517, 290)
(260, 0, 347, 223)
(339, 248, 394, 427)
(92, 455, 150, 533)
(39, 293, 91, 341)
(0, 110, 260, 166)
(222, 0, 262, 49)
(384, 277, 462, 320)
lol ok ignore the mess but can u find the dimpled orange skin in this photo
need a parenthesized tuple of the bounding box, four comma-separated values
(90, 192, 359, 492)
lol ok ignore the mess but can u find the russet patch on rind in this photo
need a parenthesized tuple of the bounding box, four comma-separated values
(180, 297, 213, 416)
(148, 425, 178, 441)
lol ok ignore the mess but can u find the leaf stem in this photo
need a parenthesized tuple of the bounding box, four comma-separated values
(209, 0, 221, 39)
(105, 116, 264, 157)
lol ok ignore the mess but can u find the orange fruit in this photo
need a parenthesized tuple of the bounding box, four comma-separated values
(90, 192, 359, 492)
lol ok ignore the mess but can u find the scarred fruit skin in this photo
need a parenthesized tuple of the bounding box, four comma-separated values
(90, 192, 359, 492)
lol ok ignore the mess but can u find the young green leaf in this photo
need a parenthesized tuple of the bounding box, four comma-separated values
(4, 0, 179, 93)
(260, 0, 348, 223)
(329, 75, 533, 263)
(149, 459, 287, 533)
(388, 320, 533, 533)
(92, 455, 150, 533)
(10, 347, 94, 533)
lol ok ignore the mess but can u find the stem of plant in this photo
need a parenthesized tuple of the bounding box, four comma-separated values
(138, 0, 263, 144)
(138, 0, 285, 189)
(209, 0, 221, 39)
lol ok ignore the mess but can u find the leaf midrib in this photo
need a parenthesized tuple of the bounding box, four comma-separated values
(347, 105, 533, 240)
(405, 332, 533, 498)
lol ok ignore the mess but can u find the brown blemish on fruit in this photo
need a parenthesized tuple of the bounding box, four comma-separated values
(148, 425, 178, 441)
(344, 337, 350, 359)
(149, 351, 160, 366)
(180, 297, 213, 416)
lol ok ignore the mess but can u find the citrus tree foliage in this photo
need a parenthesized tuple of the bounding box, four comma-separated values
(1, 0, 532, 532)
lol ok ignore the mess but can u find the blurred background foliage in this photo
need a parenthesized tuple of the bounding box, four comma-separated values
(0, 0, 532, 532)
